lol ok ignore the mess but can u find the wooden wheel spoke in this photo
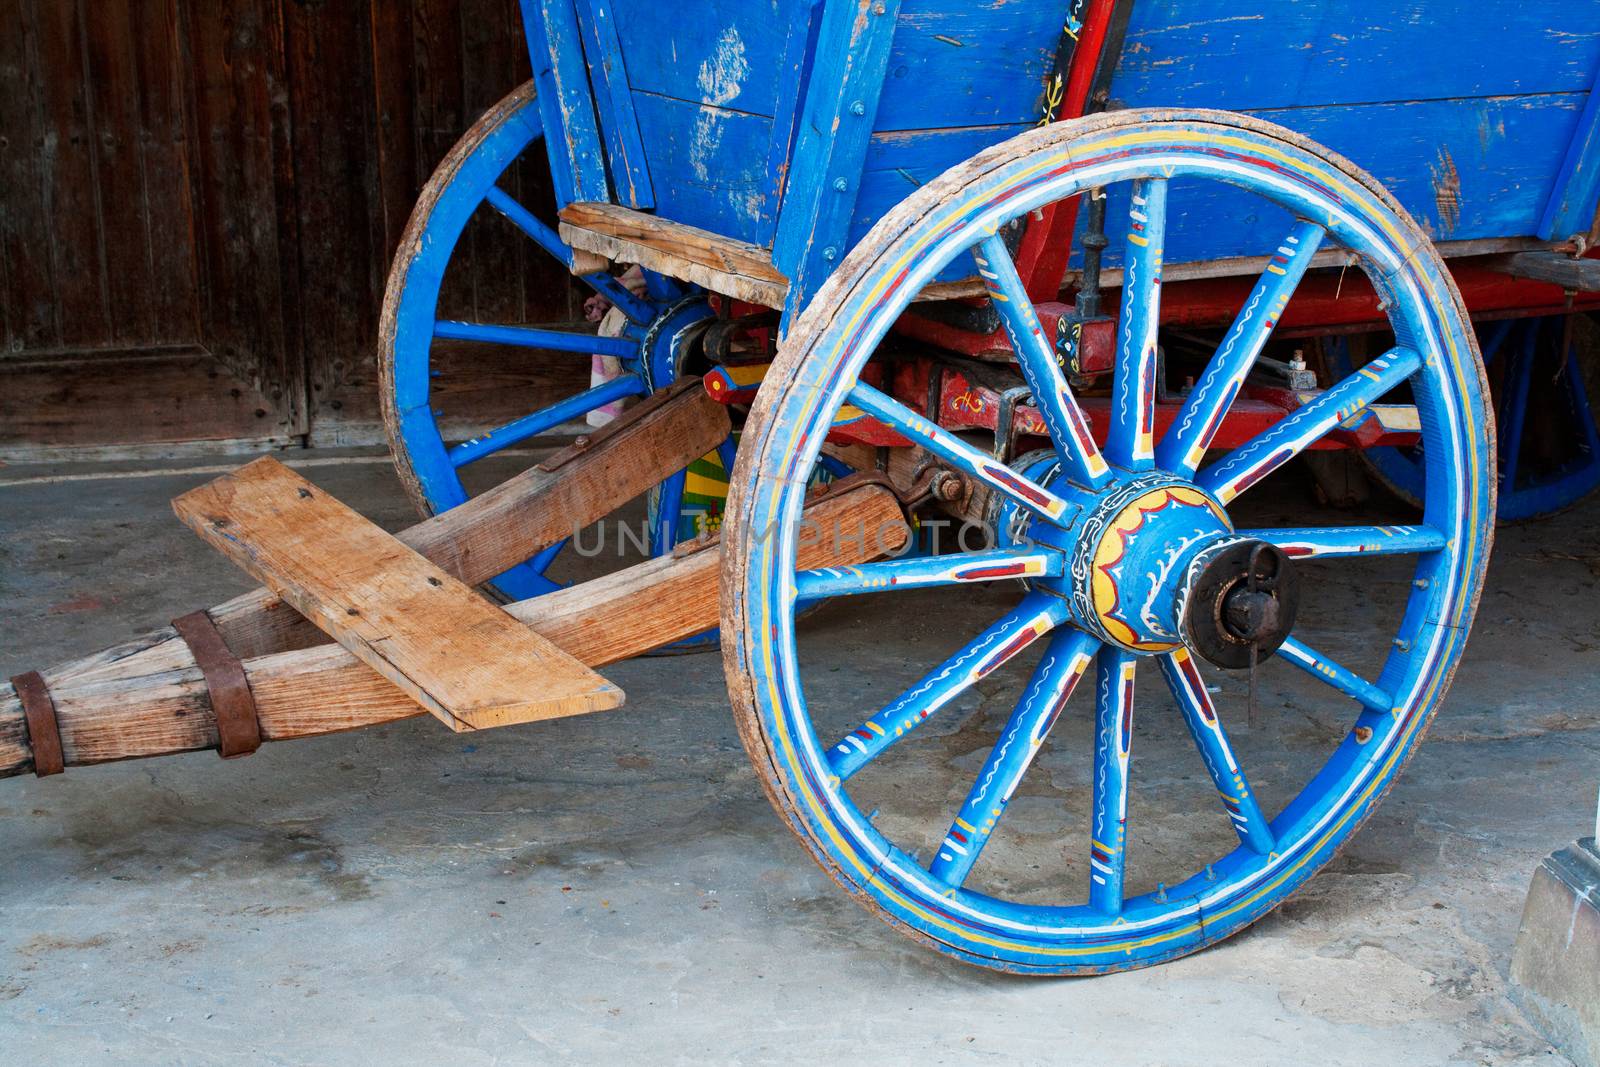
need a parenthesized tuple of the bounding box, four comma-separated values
(447, 373, 649, 467)
(486, 185, 656, 324)
(927, 630, 1097, 888)
(1089, 647, 1136, 913)
(795, 547, 1063, 602)
(847, 381, 1074, 523)
(1158, 649, 1275, 854)
(972, 234, 1110, 487)
(1107, 178, 1168, 471)
(1238, 524, 1448, 559)
(1561, 342, 1600, 457)
(651, 467, 689, 555)
(1198, 346, 1422, 504)
(1157, 221, 1326, 474)
(825, 594, 1069, 782)
(1275, 635, 1393, 714)
(433, 319, 638, 359)
(1500, 338, 1536, 491)
(485, 185, 576, 265)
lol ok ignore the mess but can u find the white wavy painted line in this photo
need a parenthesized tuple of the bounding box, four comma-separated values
(1092, 659, 1114, 839)
(976, 650, 1057, 807)
(1173, 283, 1265, 448)
(1136, 528, 1219, 639)
(877, 613, 1019, 721)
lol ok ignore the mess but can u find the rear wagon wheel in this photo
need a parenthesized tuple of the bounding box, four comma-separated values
(380, 81, 728, 607)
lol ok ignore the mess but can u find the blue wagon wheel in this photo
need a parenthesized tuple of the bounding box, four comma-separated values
(722, 110, 1493, 973)
(1327, 314, 1600, 522)
(380, 82, 723, 604)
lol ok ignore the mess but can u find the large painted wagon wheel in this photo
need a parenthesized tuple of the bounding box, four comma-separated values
(722, 110, 1493, 974)
(380, 81, 731, 607)
(1326, 314, 1600, 522)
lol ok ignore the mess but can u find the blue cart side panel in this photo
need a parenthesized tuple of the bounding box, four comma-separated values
(523, 0, 610, 206)
(776, 0, 1066, 308)
(841, 0, 1065, 286)
(1540, 63, 1600, 240)
(1100, 0, 1600, 266)
(604, 0, 800, 245)
(576, 0, 655, 208)
(596, 0, 1065, 298)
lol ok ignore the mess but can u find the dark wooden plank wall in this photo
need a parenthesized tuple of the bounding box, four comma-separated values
(0, 0, 583, 458)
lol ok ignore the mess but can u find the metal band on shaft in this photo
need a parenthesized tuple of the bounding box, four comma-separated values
(172, 611, 263, 759)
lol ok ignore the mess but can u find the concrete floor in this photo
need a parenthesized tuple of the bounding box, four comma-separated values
(2, 450, 1597, 1065)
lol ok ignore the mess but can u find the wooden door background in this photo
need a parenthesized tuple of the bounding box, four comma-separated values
(0, 0, 584, 459)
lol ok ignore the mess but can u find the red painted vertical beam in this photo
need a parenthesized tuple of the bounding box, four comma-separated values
(1012, 0, 1122, 301)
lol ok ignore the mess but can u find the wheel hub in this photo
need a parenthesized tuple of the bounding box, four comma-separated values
(1017, 471, 1238, 653)
(1180, 540, 1300, 669)
(1018, 469, 1301, 662)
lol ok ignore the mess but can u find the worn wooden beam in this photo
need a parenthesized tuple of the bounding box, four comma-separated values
(560, 200, 790, 307)
(558, 201, 987, 310)
(41, 377, 731, 692)
(0, 479, 907, 777)
(173, 458, 626, 731)
(1490, 251, 1600, 293)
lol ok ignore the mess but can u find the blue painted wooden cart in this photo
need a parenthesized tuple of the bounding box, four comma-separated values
(374, 0, 1600, 973)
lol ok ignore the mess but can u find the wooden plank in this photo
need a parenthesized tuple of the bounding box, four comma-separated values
(0, 347, 293, 454)
(628, 92, 775, 244)
(559, 200, 984, 308)
(762, 0, 823, 229)
(604, 0, 792, 117)
(283, 0, 383, 439)
(1492, 251, 1600, 292)
(128, 0, 202, 343)
(1074, 94, 1589, 271)
(461, 0, 536, 329)
(560, 200, 789, 306)
(575, 0, 654, 209)
(872, 0, 1060, 132)
(85, 377, 728, 673)
(0, 479, 907, 777)
(368, 0, 420, 262)
(771, 0, 902, 322)
(411, 0, 465, 176)
(184, 0, 303, 428)
(81, 0, 158, 344)
(0, 0, 59, 349)
(30, 377, 730, 707)
(32, 0, 113, 348)
(173, 457, 624, 732)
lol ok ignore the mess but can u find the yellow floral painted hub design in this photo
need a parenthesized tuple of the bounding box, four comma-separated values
(1087, 485, 1232, 651)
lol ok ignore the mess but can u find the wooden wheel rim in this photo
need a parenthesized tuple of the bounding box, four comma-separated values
(722, 110, 1494, 974)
